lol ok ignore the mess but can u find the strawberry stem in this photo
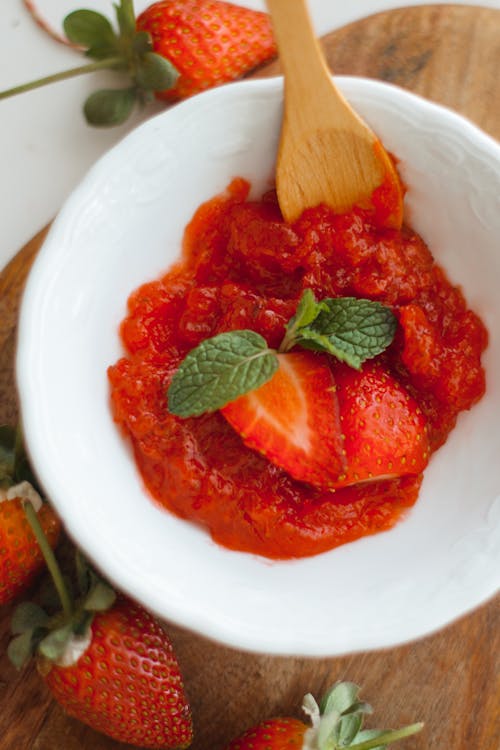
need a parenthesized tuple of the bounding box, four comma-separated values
(22, 500, 73, 618)
(0, 57, 124, 101)
(349, 722, 424, 749)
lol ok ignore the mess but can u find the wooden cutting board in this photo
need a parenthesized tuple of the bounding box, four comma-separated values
(1, 5, 499, 749)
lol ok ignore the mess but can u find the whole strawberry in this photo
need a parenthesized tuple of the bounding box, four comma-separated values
(226, 682, 423, 750)
(0, 493, 60, 605)
(0, 425, 61, 605)
(8, 515, 193, 749)
(42, 596, 193, 748)
(136, 0, 277, 101)
(0, 0, 276, 125)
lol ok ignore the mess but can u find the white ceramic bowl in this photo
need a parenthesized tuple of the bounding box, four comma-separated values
(17, 77, 500, 656)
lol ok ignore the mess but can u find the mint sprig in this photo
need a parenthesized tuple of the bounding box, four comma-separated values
(167, 331, 278, 417)
(167, 291, 397, 417)
(290, 296, 398, 369)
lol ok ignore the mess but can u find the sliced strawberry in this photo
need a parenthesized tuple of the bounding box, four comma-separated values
(221, 351, 346, 489)
(333, 361, 430, 487)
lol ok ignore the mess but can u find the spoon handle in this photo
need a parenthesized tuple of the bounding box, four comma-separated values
(266, 0, 358, 125)
(266, 0, 329, 86)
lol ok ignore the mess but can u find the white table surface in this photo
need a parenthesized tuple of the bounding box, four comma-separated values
(1, 0, 499, 271)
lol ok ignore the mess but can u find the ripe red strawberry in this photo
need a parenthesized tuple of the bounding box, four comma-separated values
(136, 0, 277, 101)
(227, 717, 307, 749)
(7, 482, 192, 750)
(9, 553, 193, 748)
(333, 361, 430, 487)
(0, 491, 61, 605)
(221, 351, 346, 489)
(42, 596, 193, 749)
(0, 0, 276, 126)
(225, 681, 423, 749)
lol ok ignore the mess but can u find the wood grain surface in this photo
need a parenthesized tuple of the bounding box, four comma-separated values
(1, 6, 499, 749)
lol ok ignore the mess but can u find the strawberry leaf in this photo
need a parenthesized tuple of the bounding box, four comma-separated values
(114, 0, 137, 41)
(298, 297, 397, 369)
(351, 729, 388, 750)
(337, 713, 364, 745)
(320, 681, 361, 714)
(11, 602, 49, 634)
(63, 10, 118, 59)
(132, 30, 153, 55)
(38, 622, 75, 661)
(0, 424, 16, 485)
(75, 549, 93, 597)
(8, 630, 38, 669)
(168, 330, 278, 417)
(84, 88, 137, 126)
(317, 709, 342, 745)
(349, 724, 424, 749)
(0, 424, 40, 490)
(134, 52, 179, 91)
(83, 581, 116, 612)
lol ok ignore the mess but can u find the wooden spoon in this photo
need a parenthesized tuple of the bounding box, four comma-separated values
(266, 0, 404, 228)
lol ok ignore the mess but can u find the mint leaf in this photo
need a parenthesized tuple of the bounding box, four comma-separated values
(168, 330, 278, 417)
(289, 288, 323, 330)
(298, 297, 397, 369)
(280, 288, 324, 352)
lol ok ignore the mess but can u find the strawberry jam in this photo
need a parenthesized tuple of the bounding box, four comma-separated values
(108, 179, 487, 559)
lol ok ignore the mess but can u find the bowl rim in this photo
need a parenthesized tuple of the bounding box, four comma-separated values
(16, 75, 500, 656)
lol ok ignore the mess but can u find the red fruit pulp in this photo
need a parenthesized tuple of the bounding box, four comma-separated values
(108, 179, 487, 559)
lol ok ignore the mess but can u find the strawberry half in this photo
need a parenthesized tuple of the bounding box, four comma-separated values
(136, 0, 277, 101)
(333, 361, 430, 487)
(221, 351, 346, 489)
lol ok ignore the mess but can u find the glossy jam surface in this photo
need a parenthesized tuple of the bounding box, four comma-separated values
(108, 180, 487, 559)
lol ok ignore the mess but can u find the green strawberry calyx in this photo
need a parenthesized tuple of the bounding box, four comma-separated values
(302, 682, 423, 750)
(0, 0, 179, 126)
(167, 289, 397, 417)
(8, 498, 116, 672)
(0, 480, 43, 511)
(0, 423, 46, 512)
(0, 424, 42, 493)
